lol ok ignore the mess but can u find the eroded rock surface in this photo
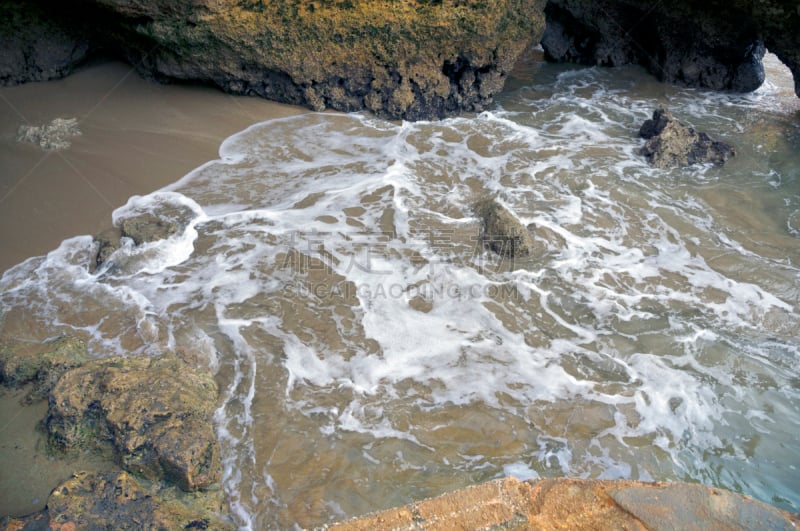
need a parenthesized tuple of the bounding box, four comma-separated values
(321, 477, 800, 530)
(47, 352, 221, 491)
(639, 108, 735, 168)
(542, 0, 799, 97)
(1, 470, 234, 530)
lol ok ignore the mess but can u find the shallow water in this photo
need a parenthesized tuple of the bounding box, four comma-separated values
(1, 52, 799, 528)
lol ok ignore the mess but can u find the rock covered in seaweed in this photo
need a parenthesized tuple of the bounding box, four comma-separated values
(639, 108, 735, 168)
(47, 352, 221, 492)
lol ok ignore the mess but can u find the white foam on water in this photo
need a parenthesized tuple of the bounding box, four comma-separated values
(2, 53, 800, 528)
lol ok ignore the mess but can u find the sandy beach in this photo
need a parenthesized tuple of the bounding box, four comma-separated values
(0, 59, 306, 274)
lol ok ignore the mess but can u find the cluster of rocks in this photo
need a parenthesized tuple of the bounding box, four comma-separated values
(2, 0, 798, 121)
(0, 336, 232, 529)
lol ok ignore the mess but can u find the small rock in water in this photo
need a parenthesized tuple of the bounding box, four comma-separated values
(16, 117, 81, 150)
(639, 107, 735, 168)
(474, 197, 535, 258)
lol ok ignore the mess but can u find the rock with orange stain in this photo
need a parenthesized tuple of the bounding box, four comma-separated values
(319, 477, 800, 531)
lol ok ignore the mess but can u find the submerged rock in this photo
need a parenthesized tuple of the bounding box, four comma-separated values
(0, 336, 89, 403)
(119, 213, 183, 246)
(1, 470, 234, 530)
(93, 211, 186, 269)
(475, 198, 535, 258)
(639, 108, 735, 168)
(322, 477, 800, 530)
(47, 352, 221, 491)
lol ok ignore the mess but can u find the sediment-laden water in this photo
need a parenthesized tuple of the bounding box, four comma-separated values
(1, 52, 799, 528)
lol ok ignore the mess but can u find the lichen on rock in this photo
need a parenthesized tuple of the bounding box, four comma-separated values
(47, 352, 222, 492)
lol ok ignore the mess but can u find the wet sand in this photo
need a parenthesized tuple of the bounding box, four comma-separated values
(0, 59, 306, 274)
(0, 59, 306, 517)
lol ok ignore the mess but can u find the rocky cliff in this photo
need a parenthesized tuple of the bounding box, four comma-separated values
(2, 0, 546, 121)
(541, 0, 800, 97)
(2, 1, 798, 118)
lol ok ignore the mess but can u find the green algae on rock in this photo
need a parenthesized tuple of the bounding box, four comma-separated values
(47, 352, 222, 492)
(1, 470, 235, 530)
(0, 336, 89, 404)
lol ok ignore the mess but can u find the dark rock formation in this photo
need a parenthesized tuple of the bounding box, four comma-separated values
(0, 1, 91, 86)
(542, 0, 800, 97)
(0, 470, 235, 530)
(0, 336, 89, 403)
(639, 108, 735, 168)
(475, 198, 535, 258)
(323, 477, 800, 530)
(47, 352, 221, 491)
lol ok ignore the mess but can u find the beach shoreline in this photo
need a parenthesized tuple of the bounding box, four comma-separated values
(0, 58, 306, 274)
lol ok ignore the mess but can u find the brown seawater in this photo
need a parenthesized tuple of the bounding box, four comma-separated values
(1, 51, 799, 528)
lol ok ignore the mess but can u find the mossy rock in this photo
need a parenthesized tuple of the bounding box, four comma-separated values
(83, 0, 547, 120)
(1, 470, 235, 530)
(0, 336, 89, 403)
(47, 352, 222, 491)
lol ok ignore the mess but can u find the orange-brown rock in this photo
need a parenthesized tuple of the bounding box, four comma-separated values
(319, 477, 800, 530)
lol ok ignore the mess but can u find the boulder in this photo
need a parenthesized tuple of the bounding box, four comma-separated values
(0, 470, 234, 530)
(639, 108, 735, 168)
(475, 198, 535, 258)
(541, 0, 800, 96)
(47, 353, 222, 491)
(0, 336, 89, 403)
